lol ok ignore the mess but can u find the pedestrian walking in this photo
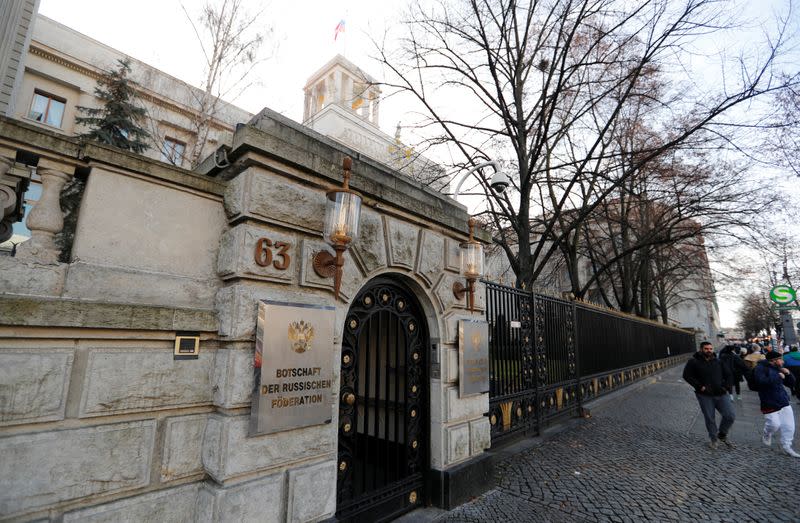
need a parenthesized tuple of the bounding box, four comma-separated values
(744, 344, 765, 370)
(719, 344, 748, 400)
(754, 352, 800, 458)
(782, 346, 800, 399)
(682, 341, 736, 449)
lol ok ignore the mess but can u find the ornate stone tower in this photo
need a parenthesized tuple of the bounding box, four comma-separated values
(302, 55, 446, 189)
(302, 54, 381, 127)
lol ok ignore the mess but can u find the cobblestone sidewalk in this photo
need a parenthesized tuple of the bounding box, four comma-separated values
(433, 365, 800, 522)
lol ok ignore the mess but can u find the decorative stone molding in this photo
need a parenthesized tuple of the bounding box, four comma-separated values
(28, 44, 236, 133)
(0, 156, 12, 176)
(15, 167, 70, 264)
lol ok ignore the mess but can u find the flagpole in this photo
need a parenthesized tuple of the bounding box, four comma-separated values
(343, 18, 347, 58)
(334, 19, 346, 56)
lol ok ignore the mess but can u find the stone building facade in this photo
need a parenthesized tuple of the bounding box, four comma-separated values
(14, 13, 251, 168)
(0, 103, 491, 522)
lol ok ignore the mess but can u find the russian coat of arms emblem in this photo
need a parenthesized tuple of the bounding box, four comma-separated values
(288, 320, 315, 353)
(471, 331, 482, 353)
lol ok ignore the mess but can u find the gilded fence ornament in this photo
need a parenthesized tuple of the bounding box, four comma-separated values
(500, 401, 513, 430)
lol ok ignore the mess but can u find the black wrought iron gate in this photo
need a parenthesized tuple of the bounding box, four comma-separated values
(336, 279, 427, 522)
(485, 282, 538, 441)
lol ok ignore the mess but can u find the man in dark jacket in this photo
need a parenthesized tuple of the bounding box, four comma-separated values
(719, 344, 748, 400)
(754, 352, 799, 457)
(683, 341, 736, 449)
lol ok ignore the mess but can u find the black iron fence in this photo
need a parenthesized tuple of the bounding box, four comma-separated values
(484, 281, 695, 444)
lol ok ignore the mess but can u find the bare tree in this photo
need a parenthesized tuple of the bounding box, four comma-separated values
(738, 291, 780, 338)
(766, 81, 800, 178)
(374, 0, 796, 290)
(573, 149, 769, 318)
(181, 0, 271, 167)
(651, 241, 716, 324)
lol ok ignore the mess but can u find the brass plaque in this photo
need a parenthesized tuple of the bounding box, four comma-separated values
(249, 300, 335, 436)
(458, 320, 490, 397)
(173, 335, 200, 359)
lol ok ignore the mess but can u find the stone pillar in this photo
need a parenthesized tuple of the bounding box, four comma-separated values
(314, 84, 323, 114)
(0, 156, 16, 242)
(303, 90, 311, 121)
(343, 74, 352, 109)
(372, 96, 380, 126)
(326, 74, 335, 107)
(15, 167, 70, 264)
(334, 69, 343, 104)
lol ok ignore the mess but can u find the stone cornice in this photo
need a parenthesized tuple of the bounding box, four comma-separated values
(208, 108, 476, 239)
(28, 44, 235, 133)
(29, 43, 102, 81)
(304, 54, 379, 90)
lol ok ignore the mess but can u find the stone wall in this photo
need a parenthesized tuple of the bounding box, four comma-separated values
(0, 300, 218, 521)
(0, 113, 494, 521)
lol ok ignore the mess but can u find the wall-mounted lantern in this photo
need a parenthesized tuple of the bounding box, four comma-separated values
(313, 156, 362, 300)
(453, 217, 484, 312)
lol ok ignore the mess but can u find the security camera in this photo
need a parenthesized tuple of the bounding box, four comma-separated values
(489, 171, 510, 194)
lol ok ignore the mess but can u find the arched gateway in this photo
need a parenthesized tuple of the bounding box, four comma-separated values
(336, 277, 429, 522)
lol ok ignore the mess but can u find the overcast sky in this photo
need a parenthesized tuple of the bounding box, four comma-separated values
(39, 0, 405, 132)
(37, 0, 799, 330)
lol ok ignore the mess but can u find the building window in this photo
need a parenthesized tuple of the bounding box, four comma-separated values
(161, 137, 186, 165)
(28, 90, 66, 128)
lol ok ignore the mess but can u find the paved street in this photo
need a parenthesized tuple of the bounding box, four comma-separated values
(429, 364, 800, 522)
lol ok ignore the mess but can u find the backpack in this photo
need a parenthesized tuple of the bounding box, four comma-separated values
(744, 368, 761, 392)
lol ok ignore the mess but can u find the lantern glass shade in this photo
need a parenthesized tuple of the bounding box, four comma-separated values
(460, 242, 484, 279)
(323, 191, 362, 246)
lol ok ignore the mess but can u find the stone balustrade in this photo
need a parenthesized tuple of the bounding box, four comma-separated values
(14, 166, 71, 264)
(0, 156, 16, 242)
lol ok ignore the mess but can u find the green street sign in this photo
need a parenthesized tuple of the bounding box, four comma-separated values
(770, 285, 797, 305)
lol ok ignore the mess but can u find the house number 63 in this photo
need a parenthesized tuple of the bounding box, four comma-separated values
(254, 238, 291, 270)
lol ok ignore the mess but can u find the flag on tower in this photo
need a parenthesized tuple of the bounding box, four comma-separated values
(334, 19, 346, 41)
